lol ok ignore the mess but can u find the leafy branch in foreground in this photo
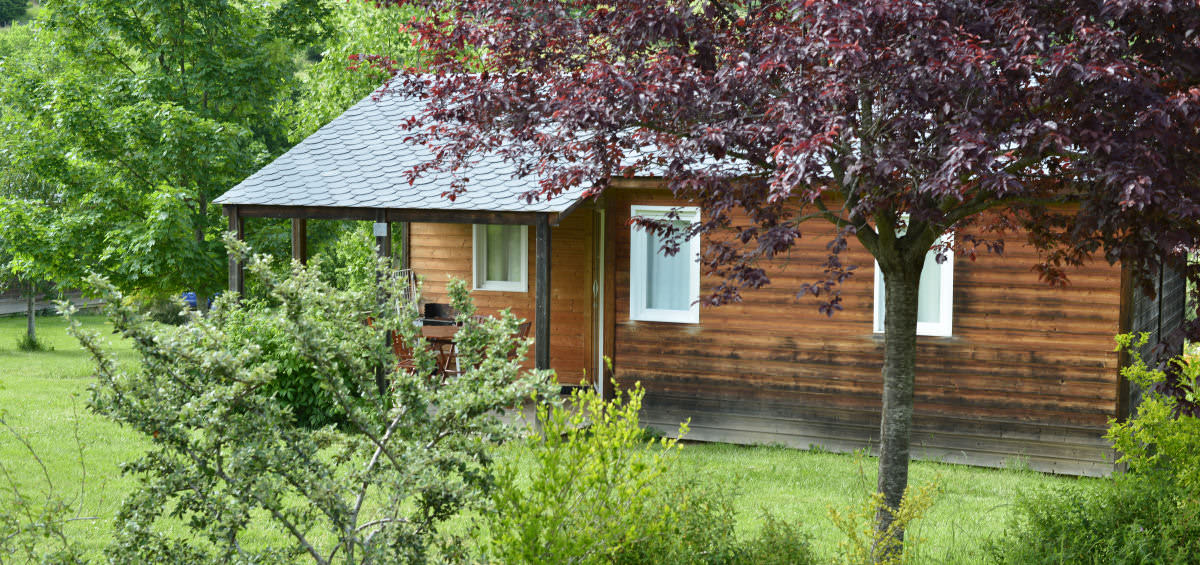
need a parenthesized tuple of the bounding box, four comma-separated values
(64, 241, 555, 565)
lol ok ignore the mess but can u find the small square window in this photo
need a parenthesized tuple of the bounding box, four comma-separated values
(473, 224, 528, 292)
(873, 235, 954, 337)
(629, 205, 701, 324)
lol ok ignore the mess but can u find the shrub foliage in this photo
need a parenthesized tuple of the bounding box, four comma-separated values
(482, 383, 817, 565)
(64, 241, 555, 564)
(991, 334, 1200, 564)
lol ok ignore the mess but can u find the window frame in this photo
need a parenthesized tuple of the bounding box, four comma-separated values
(629, 205, 701, 324)
(872, 233, 955, 337)
(472, 224, 529, 293)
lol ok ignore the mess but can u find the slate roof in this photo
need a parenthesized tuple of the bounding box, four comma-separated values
(214, 90, 585, 214)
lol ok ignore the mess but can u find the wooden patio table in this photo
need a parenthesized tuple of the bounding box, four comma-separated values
(420, 323, 459, 376)
(420, 324, 458, 342)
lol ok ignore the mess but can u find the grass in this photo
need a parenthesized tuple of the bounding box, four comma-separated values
(0, 313, 1100, 562)
(674, 442, 1090, 563)
(0, 312, 145, 557)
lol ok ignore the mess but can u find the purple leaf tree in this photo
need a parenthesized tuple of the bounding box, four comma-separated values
(383, 0, 1200, 555)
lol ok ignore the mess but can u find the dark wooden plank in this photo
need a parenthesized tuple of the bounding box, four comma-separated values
(227, 205, 244, 295)
(640, 393, 1118, 476)
(291, 218, 308, 265)
(398, 221, 411, 271)
(374, 212, 392, 260)
(535, 214, 552, 370)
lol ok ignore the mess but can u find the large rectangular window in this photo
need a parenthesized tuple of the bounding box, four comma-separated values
(873, 236, 954, 337)
(473, 224, 528, 292)
(629, 205, 701, 324)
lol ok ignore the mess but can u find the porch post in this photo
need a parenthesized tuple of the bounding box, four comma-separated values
(291, 218, 308, 265)
(373, 211, 392, 396)
(398, 222, 411, 271)
(374, 211, 392, 259)
(535, 214, 551, 371)
(227, 205, 244, 295)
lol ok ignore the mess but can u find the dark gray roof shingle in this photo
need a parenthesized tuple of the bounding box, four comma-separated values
(215, 90, 585, 214)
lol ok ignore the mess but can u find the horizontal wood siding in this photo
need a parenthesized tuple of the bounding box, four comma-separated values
(410, 212, 594, 385)
(608, 189, 1122, 475)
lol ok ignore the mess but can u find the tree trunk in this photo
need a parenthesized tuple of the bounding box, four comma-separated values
(874, 264, 922, 559)
(25, 282, 36, 344)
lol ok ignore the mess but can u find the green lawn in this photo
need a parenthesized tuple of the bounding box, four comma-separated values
(0, 312, 145, 556)
(0, 313, 1096, 562)
(674, 442, 1086, 563)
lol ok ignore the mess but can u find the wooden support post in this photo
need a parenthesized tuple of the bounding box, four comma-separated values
(374, 213, 392, 260)
(398, 222, 411, 271)
(291, 218, 308, 265)
(535, 215, 552, 371)
(373, 212, 392, 395)
(227, 205, 244, 296)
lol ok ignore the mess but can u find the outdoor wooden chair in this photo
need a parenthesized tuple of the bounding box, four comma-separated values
(393, 332, 418, 373)
(436, 341, 462, 380)
(509, 322, 532, 361)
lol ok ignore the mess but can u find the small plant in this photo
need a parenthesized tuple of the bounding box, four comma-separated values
(828, 479, 940, 565)
(0, 408, 87, 563)
(482, 382, 818, 565)
(740, 512, 817, 565)
(16, 332, 48, 351)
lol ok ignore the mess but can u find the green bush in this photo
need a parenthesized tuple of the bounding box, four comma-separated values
(64, 239, 556, 564)
(739, 512, 817, 565)
(128, 293, 189, 325)
(221, 300, 363, 428)
(990, 334, 1200, 564)
(481, 383, 817, 565)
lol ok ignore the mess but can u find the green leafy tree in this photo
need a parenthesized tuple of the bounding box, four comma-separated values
(0, 21, 96, 348)
(0, 0, 27, 26)
(65, 241, 555, 564)
(2, 0, 333, 304)
(283, 0, 422, 142)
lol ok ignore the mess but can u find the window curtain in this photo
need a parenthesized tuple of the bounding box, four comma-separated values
(485, 225, 521, 282)
(917, 250, 943, 323)
(645, 225, 690, 311)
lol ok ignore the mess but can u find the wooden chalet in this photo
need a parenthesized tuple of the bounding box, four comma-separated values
(216, 90, 1185, 477)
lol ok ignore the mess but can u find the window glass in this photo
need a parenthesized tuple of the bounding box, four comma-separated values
(473, 224, 527, 292)
(485, 224, 522, 282)
(916, 252, 944, 324)
(873, 235, 954, 337)
(629, 206, 700, 324)
(645, 224, 692, 311)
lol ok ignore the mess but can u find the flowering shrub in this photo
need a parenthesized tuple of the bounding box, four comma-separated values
(64, 239, 555, 564)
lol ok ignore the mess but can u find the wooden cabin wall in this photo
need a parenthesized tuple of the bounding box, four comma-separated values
(409, 212, 594, 385)
(607, 187, 1124, 476)
(1124, 265, 1189, 417)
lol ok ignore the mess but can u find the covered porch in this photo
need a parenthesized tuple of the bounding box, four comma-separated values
(223, 204, 571, 373)
(214, 89, 602, 384)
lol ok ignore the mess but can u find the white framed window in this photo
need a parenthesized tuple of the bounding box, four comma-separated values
(873, 234, 954, 337)
(472, 224, 528, 292)
(629, 205, 701, 324)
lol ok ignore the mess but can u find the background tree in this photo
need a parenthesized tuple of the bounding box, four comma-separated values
(282, 0, 422, 142)
(386, 0, 1200, 555)
(0, 21, 95, 348)
(0, 0, 27, 27)
(0, 0, 334, 305)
